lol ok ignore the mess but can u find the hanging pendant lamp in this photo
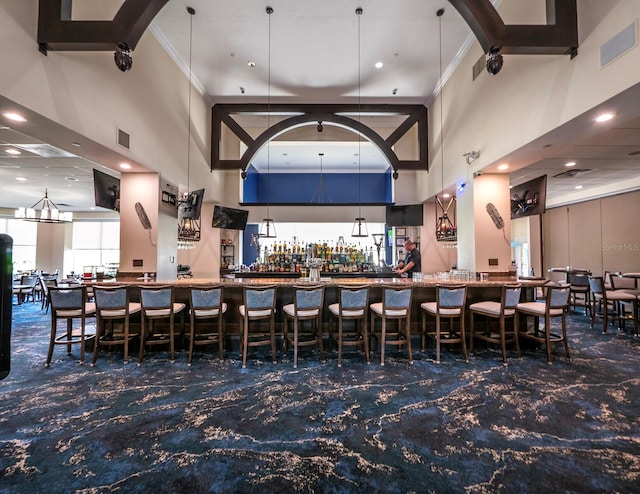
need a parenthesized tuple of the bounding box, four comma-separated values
(352, 7, 368, 238)
(260, 6, 277, 239)
(177, 6, 202, 250)
(434, 8, 457, 244)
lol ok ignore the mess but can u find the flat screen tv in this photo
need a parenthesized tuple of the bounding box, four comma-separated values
(93, 169, 120, 212)
(212, 205, 249, 230)
(180, 188, 204, 220)
(510, 175, 547, 219)
(385, 204, 424, 226)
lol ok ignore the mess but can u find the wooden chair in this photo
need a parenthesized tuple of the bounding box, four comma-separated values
(516, 285, 571, 364)
(283, 284, 325, 368)
(569, 272, 590, 316)
(186, 285, 227, 365)
(369, 286, 413, 365)
(469, 284, 521, 366)
(239, 285, 277, 368)
(328, 285, 370, 367)
(138, 286, 186, 364)
(589, 276, 637, 336)
(46, 286, 96, 366)
(421, 284, 468, 363)
(92, 286, 141, 365)
(40, 277, 57, 312)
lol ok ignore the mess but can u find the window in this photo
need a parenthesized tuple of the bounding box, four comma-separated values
(71, 221, 120, 275)
(0, 219, 37, 273)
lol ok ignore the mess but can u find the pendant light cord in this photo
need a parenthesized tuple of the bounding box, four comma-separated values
(357, 7, 362, 220)
(438, 8, 444, 195)
(187, 7, 195, 196)
(266, 6, 273, 225)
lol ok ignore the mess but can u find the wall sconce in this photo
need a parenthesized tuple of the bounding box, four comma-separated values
(486, 46, 503, 75)
(114, 42, 133, 72)
(463, 150, 479, 164)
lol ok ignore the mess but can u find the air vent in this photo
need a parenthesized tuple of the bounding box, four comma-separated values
(117, 128, 130, 149)
(553, 169, 592, 178)
(13, 143, 77, 158)
(601, 23, 636, 68)
(472, 54, 484, 81)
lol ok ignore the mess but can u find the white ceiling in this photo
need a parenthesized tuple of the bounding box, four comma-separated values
(1, 0, 639, 212)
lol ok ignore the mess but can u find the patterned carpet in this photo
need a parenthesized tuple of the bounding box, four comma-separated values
(1, 301, 639, 493)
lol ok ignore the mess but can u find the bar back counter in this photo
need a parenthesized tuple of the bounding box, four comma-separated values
(92, 276, 547, 337)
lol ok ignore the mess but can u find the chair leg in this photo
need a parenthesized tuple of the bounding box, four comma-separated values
(380, 316, 386, 366)
(514, 315, 521, 357)
(544, 314, 553, 364)
(435, 315, 441, 364)
(362, 317, 370, 364)
(405, 317, 413, 365)
(92, 317, 102, 366)
(561, 313, 571, 361)
(337, 318, 343, 367)
(46, 317, 56, 367)
(79, 317, 86, 365)
(460, 316, 468, 364)
(188, 317, 195, 366)
(317, 317, 325, 363)
(138, 317, 146, 365)
(242, 318, 249, 369)
(293, 318, 299, 368)
(270, 316, 277, 364)
(469, 313, 475, 354)
(500, 317, 507, 366)
(123, 318, 130, 365)
(421, 312, 427, 351)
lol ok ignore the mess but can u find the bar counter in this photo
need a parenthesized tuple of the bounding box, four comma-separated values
(92, 276, 547, 335)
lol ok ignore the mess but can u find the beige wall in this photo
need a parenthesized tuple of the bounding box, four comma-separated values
(543, 190, 640, 282)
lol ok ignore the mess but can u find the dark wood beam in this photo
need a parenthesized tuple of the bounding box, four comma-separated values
(38, 0, 169, 53)
(211, 104, 429, 173)
(447, 0, 578, 55)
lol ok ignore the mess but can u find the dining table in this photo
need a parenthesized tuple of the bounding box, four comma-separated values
(547, 267, 591, 283)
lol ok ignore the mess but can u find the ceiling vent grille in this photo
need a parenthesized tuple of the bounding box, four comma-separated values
(117, 128, 130, 150)
(553, 169, 592, 178)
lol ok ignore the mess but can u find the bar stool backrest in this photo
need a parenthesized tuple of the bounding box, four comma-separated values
(244, 286, 276, 311)
(294, 285, 324, 310)
(569, 273, 589, 287)
(503, 285, 522, 309)
(383, 287, 412, 310)
(141, 287, 172, 310)
(94, 286, 127, 310)
(191, 286, 223, 310)
(437, 285, 466, 309)
(339, 286, 369, 311)
(548, 285, 570, 308)
(610, 275, 637, 290)
(588, 276, 604, 295)
(49, 286, 85, 311)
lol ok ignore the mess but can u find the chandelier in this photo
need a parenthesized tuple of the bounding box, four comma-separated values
(14, 189, 73, 224)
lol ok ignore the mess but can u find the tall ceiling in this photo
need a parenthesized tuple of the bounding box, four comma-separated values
(1, 0, 639, 212)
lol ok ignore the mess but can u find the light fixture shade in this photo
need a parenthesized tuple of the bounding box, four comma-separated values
(435, 196, 457, 243)
(351, 217, 368, 238)
(14, 189, 72, 224)
(260, 218, 277, 238)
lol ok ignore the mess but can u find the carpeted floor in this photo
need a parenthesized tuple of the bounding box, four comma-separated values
(1, 301, 639, 493)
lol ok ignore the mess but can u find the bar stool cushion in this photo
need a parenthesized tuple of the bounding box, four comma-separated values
(369, 302, 407, 317)
(56, 302, 96, 318)
(515, 302, 564, 317)
(99, 302, 141, 318)
(420, 301, 461, 316)
(283, 304, 319, 318)
(145, 303, 185, 318)
(192, 303, 227, 318)
(328, 304, 364, 317)
(468, 301, 516, 317)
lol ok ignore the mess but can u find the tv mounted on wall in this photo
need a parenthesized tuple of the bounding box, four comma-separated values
(510, 175, 547, 219)
(212, 205, 249, 231)
(385, 204, 424, 226)
(180, 188, 205, 220)
(93, 169, 120, 212)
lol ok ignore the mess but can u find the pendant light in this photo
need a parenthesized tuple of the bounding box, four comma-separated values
(260, 6, 277, 238)
(352, 7, 368, 238)
(14, 189, 73, 224)
(177, 6, 201, 250)
(434, 8, 457, 244)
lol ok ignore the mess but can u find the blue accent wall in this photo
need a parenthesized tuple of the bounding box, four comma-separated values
(243, 171, 392, 204)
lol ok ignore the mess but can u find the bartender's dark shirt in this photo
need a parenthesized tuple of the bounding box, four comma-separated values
(404, 247, 422, 275)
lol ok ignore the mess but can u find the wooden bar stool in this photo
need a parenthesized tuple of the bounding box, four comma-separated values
(369, 286, 413, 365)
(421, 284, 468, 363)
(283, 284, 325, 368)
(328, 285, 370, 367)
(138, 286, 185, 364)
(187, 285, 227, 365)
(239, 285, 277, 368)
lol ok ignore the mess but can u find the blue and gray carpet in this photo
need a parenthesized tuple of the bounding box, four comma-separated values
(1, 303, 639, 493)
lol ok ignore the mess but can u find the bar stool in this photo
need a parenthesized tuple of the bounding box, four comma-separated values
(569, 272, 591, 316)
(421, 284, 468, 363)
(328, 285, 370, 367)
(46, 286, 96, 366)
(283, 284, 325, 368)
(187, 285, 227, 365)
(92, 286, 141, 365)
(589, 276, 637, 335)
(516, 284, 571, 364)
(138, 286, 186, 364)
(469, 284, 521, 366)
(369, 286, 413, 366)
(239, 285, 277, 368)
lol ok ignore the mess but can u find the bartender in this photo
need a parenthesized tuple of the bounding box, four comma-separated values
(394, 238, 421, 276)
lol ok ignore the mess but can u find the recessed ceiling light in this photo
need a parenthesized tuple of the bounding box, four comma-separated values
(565, 161, 576, 167)
(15, 177, 27, 182)
(65, 176, 79, 181)
(575, 185, 583, 189)
(5, 148, 21, 155)
(595, 112, 614, 123)
(120, 163, 132, 170)
(374, 61, 384, 69)
(71, 142, 81, 147)
(247, 61, 256, 67)
(90, 206, 96, 210)
(443, 193, 450, 198)
(497, 164, 509, 171)
(3, 112, 27, 122)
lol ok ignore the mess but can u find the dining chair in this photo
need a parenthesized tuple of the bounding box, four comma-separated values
(516, 284, 571, 364)
(469, 284, 521, 366)
(92, 285, 141, 365)
(187, 285, 227, 365)
(589, 276, 637, 336)
(328, 285, 370, 367)
(283, 284, 325, 368)
(239, 285, 277, 368)
(46, 286, 96, 366)
(39, 276, 58, 311)
(138, 286, 186, 364)
(568, 272, 590, 316)
(369, 285, 413, 366)
(421, 284, 468, 364)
